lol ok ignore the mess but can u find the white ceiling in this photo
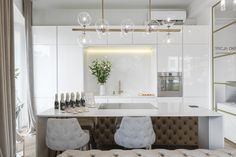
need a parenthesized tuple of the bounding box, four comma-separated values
(33, 0, 194, 10)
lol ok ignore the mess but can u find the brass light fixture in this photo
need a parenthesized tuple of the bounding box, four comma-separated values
(75, 0, 181, 44)
(95, 0, 109, 35)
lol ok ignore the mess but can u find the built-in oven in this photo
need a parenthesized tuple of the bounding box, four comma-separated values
(158, 72, 182, 97)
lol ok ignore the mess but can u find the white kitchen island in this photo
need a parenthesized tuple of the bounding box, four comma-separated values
(36, 103, 223, 157)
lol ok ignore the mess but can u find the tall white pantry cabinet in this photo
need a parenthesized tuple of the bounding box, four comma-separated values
(33, 25, 210, 113)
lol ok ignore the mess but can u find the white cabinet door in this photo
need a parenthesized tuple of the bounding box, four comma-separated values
(95, 97, 108, 103)
(132, 98, 157, 106)
(58, 26, 107, 45)
(183, 97, 209, 109)
(33, 45, 57, 98)
(157, 44, 182, 72)
(58, 45, 84, 93)
(157, 26, 182, 44)
(107, 32, 132, 45)
(183, 44, 209, 97)
(33, 26, 57, 45)
(157, 97, 183, 103)
(133, 32, 157, 44)
(183, 26, 210, 44)
(87, 32, 107, 45)
(107, 98, 133, 103)
(58, 26, 80, 45)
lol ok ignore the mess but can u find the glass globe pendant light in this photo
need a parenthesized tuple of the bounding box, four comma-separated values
(77, 12, 92, 45)
(162, 17, 176, 27)
(145, 0, 158, 34)
(121, 19, 135, 36)
(166, 25, 171, 44)
(77, 12, 92, 27)
(95, 0, 109, 35)
(78, 32, 91, 45)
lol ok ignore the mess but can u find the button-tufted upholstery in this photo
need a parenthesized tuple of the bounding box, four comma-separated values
(152, 117, 198, 146)
(93, 117, 118, 148)
(58, 149, 236, 157)
(114, 117, 156, 148)
(46, 118, 90, 151)
(94, 117, 198, 149)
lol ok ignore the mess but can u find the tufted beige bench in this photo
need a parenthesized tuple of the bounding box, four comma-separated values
(58, 149, 236, 157)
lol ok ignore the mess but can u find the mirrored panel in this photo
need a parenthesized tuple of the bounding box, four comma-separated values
(214, 23, 236, 57)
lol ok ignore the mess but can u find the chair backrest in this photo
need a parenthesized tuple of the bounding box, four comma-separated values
(46, 118, 89, 151)
(114, 116, 156, 148)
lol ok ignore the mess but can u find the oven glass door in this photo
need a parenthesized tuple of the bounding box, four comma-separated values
(160, 76, 181, 91)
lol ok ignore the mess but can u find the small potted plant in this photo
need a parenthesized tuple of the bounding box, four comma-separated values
(89, 59, 112, 95)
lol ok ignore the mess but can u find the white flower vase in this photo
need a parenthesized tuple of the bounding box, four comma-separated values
(99, 84, 106, 96)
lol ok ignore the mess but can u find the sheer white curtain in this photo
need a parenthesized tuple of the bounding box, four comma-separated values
(23, 0, 37, 133)
(14, 0, 36, 134)
(14, 4, 28, 130)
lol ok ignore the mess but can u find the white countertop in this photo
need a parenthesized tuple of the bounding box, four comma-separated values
(94, 95, 157, 98)
(37, 103, 222, 118)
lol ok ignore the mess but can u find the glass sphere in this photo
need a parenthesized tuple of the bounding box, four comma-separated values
(121, 19, 135, 35)
(144, 20, 157, 34)
(78, 33, 91, 45)
(162, 18, 175, 27)
(77, 12, 92, 27)
(166, 33, 172, 44)
(95, 19, 109, 34)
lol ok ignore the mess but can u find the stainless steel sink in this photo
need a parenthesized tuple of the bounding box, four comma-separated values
(98, 103, 157, 109)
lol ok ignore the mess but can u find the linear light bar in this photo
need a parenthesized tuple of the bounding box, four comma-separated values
(85, 47, 154, 54)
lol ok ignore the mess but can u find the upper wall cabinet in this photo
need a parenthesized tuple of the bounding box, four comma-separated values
(133, 32, 157, 44)
(107, 32, 133, 45)
(58, 26, 107, 45)
(58, 26, 80, 45)
(87, 32, 108, 45)
(58, 45, 84, 93)
(183, 26, 210, 44)
(157, 26, 183, 44)
(183, 44, 209, 97)
(33, 26, 57, 45)
(158, 44, 182, 72)
(33, 45, 57, 98)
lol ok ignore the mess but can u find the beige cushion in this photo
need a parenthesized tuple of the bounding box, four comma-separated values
(58, 149, 236, 157)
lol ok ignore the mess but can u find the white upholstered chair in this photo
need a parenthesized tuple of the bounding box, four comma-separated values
(114, 116, 156, 149)
(46, 118, 90, 154)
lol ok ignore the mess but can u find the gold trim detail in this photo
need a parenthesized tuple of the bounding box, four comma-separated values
(72, 28, 181, 33)
(213, 20, 236, 33)
(217, 109, 236, 117)
(214, 52, 236, 59)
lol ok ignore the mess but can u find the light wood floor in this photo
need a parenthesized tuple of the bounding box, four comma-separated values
(16, 135, 236, 157)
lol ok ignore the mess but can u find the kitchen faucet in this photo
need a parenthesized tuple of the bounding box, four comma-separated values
(112, 80, 124, 95)
(118, 80, 124, 95)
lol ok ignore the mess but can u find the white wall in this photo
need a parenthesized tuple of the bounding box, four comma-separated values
(33, 8, 197, 26)
(33, 9, 148, 25)
(84, 46, 156, 96)
(187, 0, 218, 25)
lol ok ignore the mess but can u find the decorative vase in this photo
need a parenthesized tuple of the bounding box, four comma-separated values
(99, 84, 106, 96)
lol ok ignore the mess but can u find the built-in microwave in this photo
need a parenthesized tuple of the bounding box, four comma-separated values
(158, 72, 182, 97)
